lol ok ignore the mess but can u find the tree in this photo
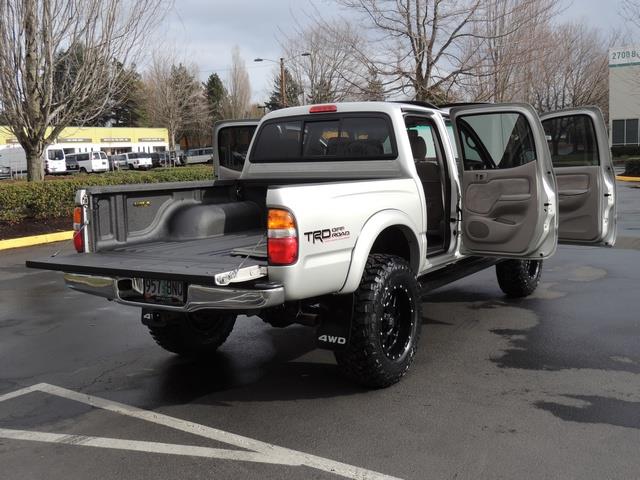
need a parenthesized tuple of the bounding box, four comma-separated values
(265, 68, 303, 111)
(221, 47, 251, 119)
(525, 23, 611, 115)
(281, 19, 366, 104)
(361, 70, 385, 101)
(334, 0, 555, 102)
(0, 0, 166, 181)
(145, 58, 208, 151)
(88, 64, 147, 127)
(203, 73, 226, 123)
(460, 0, 558, 103)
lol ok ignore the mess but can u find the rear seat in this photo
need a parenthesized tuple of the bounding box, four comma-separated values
(409, 134, 444, 233)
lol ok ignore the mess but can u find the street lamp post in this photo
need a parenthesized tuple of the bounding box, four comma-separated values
(254, 53, 310, 109)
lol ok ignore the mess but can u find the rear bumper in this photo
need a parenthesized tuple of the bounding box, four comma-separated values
(64, 273, 284, 312)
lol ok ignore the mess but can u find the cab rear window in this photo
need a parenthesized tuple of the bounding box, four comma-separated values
(251, 114, 396, 162)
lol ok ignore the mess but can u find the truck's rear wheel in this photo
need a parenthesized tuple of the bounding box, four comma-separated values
(147, 311, 236, 357)
(334, 254, 421, 388)
(496, 259, 542, 298)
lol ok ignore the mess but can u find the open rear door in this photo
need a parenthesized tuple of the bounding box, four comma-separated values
(213, 120, 259, 180)
(450, 104, 558, 259)
(540, 107, 616, 246)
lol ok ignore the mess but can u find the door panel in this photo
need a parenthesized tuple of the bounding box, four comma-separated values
(541, 108, 616, 246)
(213, 121, 259, 180)
(463, 161, 540, 254)
(450, 104, 558, 259)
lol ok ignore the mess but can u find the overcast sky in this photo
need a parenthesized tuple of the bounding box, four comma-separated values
(156, 0, 631, 103)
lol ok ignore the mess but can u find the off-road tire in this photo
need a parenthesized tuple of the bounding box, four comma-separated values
(148, 311, 236, 357)
(334, 254, 421, 388)
(496, 259, 542, 298)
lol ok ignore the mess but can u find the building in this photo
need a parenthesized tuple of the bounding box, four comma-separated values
(609, 46, 640, 152)
(0, 126, 169, 156)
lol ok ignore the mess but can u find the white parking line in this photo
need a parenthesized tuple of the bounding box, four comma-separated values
(0, 428, 298, 465)
(0, 383, 404, 480)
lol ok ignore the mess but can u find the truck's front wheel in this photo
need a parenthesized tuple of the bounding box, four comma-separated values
(147, 311, 236, 357)
(335, 254, 421, 388)
(496, 259, 542, 298)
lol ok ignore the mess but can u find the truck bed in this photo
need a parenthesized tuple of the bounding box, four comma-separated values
(27, 230, 267, 285)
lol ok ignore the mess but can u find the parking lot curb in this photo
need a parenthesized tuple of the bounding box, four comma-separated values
(0, 231, 73, 251)
(616, 175, 640, 182)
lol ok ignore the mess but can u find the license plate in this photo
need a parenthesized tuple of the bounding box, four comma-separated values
(143, 279, 185, 305)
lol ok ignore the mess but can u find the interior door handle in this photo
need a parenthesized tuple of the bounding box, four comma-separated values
(474, 172, 487, 181)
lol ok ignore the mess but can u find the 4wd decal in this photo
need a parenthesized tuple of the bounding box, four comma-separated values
(304, 226, 351, 243)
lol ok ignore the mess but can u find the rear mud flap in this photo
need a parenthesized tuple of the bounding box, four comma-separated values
(315, 294, 354, 351)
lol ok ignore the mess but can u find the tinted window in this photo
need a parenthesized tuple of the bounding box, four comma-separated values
(457, 113, 536, 170)
(626, 118, 639, 144)
(251, 115, 396, 162)
(218, 125, 257, 172)
(542, 114, 599, 167)
(78, 153, 90, 161)
(612, 120, 625, 145)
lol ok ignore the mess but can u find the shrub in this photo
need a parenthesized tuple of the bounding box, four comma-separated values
(624, 158, 640, 177)
(0, 166, 213, 223)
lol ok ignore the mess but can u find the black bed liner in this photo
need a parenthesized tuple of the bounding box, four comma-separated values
(26, 230, 266, 285)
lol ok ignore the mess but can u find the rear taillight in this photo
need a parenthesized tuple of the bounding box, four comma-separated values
(73, 206, 84, 252)
(267, 209, 298, 265)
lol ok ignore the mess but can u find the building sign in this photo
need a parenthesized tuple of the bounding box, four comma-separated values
(609, 46, 640, 67)
(138, 137, 165, 142)
(100, 137, 131, 143)
(60, 137, 92, 143)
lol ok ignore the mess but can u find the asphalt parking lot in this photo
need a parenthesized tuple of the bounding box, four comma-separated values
(0, 182, 639, 480)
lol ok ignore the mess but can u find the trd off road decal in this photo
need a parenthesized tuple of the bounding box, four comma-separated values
(304, 226, 351, 244)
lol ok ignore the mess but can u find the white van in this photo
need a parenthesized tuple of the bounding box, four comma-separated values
(184, 147, 213, 165)
(0, 146, 66, 176)
(66, 151, 109, 173)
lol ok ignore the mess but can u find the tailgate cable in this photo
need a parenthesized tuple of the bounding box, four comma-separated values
(225, 234, 267, 282)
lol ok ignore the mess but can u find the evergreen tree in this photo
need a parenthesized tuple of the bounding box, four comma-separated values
(265, 68, 302, 111)
(363, 71, 385, 101)
(203, 73, 226, 121)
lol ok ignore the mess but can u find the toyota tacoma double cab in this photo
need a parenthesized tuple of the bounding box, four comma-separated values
(28, 102, 617, 388)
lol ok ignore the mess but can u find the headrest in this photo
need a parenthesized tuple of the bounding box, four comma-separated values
(410, 136, 427, 160)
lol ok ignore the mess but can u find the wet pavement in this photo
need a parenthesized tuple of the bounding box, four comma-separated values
(0, 182, 639, 479)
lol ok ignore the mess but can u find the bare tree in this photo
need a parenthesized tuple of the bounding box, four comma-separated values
(525, 23, 612, 115)
(281, 19, 367, 103)
(333, 0, 561, 102)
(0, 0, 167, 181)
(145, 56, 208, 152)
(460, 0, 559, 102)
(221, 46, 251, 119)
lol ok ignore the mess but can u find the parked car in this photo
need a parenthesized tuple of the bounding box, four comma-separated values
(0, 164, 11, 180)
(29, 102, 617, 389)
(110, 152, 153, 170)
(66, 152, 109, 173)
(65, 154, 79, 174)
(149, 152, 172, 168)
(184, 147, 213, 164)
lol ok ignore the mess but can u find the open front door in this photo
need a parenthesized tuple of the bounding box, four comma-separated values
(213, 120, 259, 180)
(450, 104, 558, 259)
(540, 107, 616, 246)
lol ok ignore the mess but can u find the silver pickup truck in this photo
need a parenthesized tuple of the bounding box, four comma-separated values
(28, 101, 617, 388)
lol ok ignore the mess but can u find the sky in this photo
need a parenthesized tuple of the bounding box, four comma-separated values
(155, 0, 632, 103)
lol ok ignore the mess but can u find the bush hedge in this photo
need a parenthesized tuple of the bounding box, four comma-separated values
(624, 158, 640, 177)
(0, 166, 213, 223)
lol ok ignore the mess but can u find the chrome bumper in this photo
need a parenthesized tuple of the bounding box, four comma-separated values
(64, 273, 285, 312)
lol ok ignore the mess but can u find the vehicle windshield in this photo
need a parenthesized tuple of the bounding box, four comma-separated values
(251, 114, 396, 162)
